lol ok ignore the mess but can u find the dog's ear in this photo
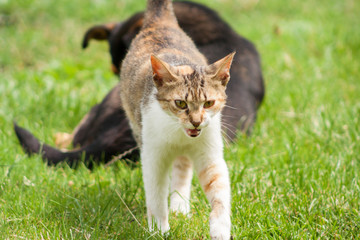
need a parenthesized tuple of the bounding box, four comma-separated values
(82, 23, 117, 49)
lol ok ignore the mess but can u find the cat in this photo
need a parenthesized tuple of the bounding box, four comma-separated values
(120, 0, 234, 238)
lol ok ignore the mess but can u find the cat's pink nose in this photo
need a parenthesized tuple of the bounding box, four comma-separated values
(192, 121, 201, 128)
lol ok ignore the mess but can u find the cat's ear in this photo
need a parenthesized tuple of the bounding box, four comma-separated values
(206, 52, 236, 86)
(151, 55, 177, 88)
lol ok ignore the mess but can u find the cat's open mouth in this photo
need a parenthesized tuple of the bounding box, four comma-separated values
(185, 128, 201, 137)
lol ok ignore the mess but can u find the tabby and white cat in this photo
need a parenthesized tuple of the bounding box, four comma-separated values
(120, 0, 234, 239)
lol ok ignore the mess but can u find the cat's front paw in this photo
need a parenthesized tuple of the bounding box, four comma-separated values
(148, 217, 170, 234)
(209, 213, 231, 240)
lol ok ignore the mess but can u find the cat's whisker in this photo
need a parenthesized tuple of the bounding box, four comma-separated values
(224, 104, 237, 110)
(221, 125, 236, 134)
(221, 114, 237, 119)
(221, 129, 231, 147)
(221, 123, 237, 136)
(223, 127, 236, 139)
(221, 121, 233, 127)
(220, 125, 233, 136)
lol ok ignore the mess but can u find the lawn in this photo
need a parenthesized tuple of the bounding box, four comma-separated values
(1, 0, 359, 239)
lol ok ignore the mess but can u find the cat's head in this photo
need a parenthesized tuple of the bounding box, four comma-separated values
(151, 52, 235, 138)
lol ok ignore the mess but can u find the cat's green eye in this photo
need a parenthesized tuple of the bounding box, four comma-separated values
(175, 100, 188, 109)
(204, 100, 215, 109)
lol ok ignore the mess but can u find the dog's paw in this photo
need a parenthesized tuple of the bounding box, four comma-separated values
(54, 132, 73, 149)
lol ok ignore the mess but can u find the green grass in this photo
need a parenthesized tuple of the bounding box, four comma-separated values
(1, 0, 359, 239)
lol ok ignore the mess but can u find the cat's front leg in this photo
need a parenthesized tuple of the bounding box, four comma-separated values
(141, 150, 171, 233)
(195, 158, 231, 240)
(170, 156, 193, 215)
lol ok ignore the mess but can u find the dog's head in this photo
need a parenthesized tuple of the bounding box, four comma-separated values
(82, 12, 144, 74)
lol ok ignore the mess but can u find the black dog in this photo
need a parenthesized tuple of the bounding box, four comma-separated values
(15, 1, 264, 168)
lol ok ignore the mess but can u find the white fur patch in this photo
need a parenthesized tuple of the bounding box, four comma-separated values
(140, 95, 231, 238)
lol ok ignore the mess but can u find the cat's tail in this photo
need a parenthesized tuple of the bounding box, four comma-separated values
(144, 0, 177, 26)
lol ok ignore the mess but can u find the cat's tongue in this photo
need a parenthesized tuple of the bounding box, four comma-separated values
(186, 128, 201, 137)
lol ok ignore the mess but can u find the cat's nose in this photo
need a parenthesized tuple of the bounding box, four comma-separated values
(192, 121, 201, 128)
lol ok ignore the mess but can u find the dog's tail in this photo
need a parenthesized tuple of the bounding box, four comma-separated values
(14, 123, 139, 169)
(14, 122, 87, 167)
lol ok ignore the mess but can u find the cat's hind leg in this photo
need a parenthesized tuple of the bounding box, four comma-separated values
(170, 156, 193, 215)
